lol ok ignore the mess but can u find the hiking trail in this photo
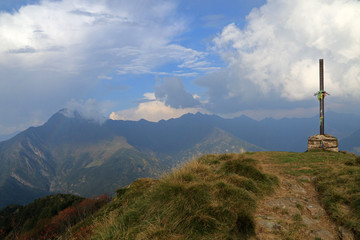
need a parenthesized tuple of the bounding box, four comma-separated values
(252, 156, 354, 240)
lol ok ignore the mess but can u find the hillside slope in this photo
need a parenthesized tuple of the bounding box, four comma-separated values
(56, 151, 359, 240)
(341, 129, 360, 155)
(64, 153, 279, 240)
(1, 151, 359, 239)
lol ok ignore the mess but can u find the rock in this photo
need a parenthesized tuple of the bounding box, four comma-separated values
(266, 197, 302, 215)
(259, 220, 285, 232)
(338, 226, 354, 240)
(256, 215, 286, 232)
(308, 134, 338, 152)
(306, 204, 326, 218)
(314, 229, 336, 240)
(283, 181, 306, 194)
(299, 175, 312, 182)
(302, 216, 319, 226)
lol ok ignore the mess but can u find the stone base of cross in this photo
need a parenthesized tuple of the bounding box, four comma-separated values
(307, 134, 338, 152)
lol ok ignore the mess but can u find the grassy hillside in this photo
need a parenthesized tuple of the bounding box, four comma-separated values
(0, 194, 84, 239)
(61, 153, 279, 239)
(3, 151, 360, 239)
(0, 194, 111, 239)
(63, 151, 360, 240)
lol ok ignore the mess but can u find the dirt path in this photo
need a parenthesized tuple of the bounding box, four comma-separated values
(252, 159, 354, 240)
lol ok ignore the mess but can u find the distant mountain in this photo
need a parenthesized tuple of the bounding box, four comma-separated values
(0, 110, 264, 209)
(0, 132, 19, 142)
(1, 109, 359, 208)
(0, 111, 162, 209)
(340, 129, 360, 154)
(323, 111, 360, 139)
(174, 128, 264, 165)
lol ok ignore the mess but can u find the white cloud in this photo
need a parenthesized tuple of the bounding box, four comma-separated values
(115, 44, 208, 75)
(209, 0, 360, 108)
(109, 99, 206, 122)
(0, 0, 211, 135)
(110, 91, 206, 122)
(143, 92, 156, 101)
(0, 0, 205, 73)
(98, 75, 112, 80)
(3, 0, 360, 135)
(63, 99, 110, 124)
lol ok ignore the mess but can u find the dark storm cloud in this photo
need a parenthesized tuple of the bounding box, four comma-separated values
(154, 77, 200, 108)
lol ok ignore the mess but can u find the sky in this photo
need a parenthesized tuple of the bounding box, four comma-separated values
(1, 0, 360, 138)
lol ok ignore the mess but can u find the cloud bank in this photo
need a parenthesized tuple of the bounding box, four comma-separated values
(110, 92, 205, 122)
(2, 0, 360, 136)
(154, 77, 200, 108)
(0, 0, 208, 134)
(62, 99, 109, 124)
(199, 0, 360, 114)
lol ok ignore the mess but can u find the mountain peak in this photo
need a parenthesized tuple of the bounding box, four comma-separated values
(178, 112, 222, 120)
(56, 108, 107, 124)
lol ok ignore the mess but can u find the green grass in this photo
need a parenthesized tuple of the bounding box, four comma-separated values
(60, 151, 360, 239)
(76, 153, 278, 240)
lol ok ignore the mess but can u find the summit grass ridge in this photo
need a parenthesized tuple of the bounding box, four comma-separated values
(3, 151, 360, 239)
(64, 153, 279, 240)
(63, 151, 360, 240)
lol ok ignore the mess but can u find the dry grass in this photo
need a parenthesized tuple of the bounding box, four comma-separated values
(247, 151, 360, 236)
(68, 153, 278, 240)
(61, 151, 360, 239)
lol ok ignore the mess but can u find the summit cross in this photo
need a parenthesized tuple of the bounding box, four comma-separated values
(307, 59, 338, 152)
(317, 59, 328, 135)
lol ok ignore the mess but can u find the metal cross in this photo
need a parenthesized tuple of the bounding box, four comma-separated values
(315, 59, 329, 135)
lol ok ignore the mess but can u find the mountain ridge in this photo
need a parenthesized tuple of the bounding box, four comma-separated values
(1, 109, 360, 208)
(0, 110, 266, 208)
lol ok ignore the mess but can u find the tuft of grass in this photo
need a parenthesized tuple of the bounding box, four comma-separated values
(81, 153, 278, 240)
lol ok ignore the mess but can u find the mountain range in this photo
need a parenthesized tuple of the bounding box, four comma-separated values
(0, 109, 359, 209)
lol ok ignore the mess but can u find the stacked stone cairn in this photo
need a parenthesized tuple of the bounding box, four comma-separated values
(307, 134, 338, 152)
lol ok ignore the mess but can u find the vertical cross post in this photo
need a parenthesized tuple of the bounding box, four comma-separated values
(308, 59, 338, 152)
(319, 59, 324, 135)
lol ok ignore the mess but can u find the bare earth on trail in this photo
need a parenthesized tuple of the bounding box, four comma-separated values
(250, 153, 354, 240)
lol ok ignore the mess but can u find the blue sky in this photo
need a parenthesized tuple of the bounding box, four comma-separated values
(1, 0, 360, 138)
